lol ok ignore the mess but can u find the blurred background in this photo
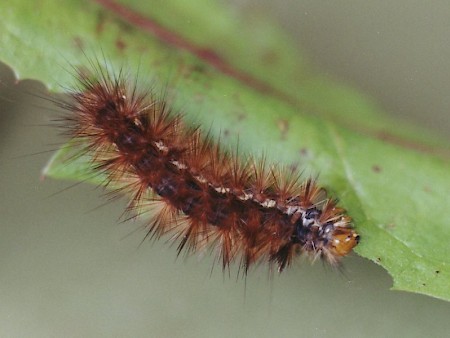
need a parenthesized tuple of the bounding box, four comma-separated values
(234, 0, 450, 137)
(1, 1, 449, 337)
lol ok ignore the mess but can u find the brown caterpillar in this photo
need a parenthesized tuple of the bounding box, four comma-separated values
(55, 64, 359, 273)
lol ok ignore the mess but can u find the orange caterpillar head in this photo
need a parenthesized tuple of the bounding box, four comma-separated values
(287, 203, 359, 265)
(329, 227, 360, 257)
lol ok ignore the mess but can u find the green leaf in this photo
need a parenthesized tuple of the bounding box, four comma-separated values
(2, 0, 449, 301)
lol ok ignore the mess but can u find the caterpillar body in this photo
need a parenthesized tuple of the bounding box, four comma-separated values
(56, 65, 359, 273)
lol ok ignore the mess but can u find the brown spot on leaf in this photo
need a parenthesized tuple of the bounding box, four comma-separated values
(261, 50, 279, 65)
(191, 62, 207, 74)
(237, 113, 246, 121)
(299, 148, 308, 156)
(387, 223, 396, 229)
(372, 165, 382, 173)
(277, 119, 289, 140)
(95, 11, 107, 35)
(116, 38, 126, 51)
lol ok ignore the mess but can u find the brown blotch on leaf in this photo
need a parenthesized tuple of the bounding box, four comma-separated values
(115, 38, 126, 51)
(95, 11, 107, 35)
(237, 112, 246, 121)
(277, 119, 289, 140)
(299, 148, 309, 156)
(372, 165, 382, 173)
(262, 50, 279, 65)
(423, 186, 432, 193)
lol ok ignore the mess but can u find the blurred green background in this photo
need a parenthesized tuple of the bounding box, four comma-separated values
(1, 1, 449, 337)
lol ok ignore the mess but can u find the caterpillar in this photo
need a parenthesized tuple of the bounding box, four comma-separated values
(54, 63, 359, 273)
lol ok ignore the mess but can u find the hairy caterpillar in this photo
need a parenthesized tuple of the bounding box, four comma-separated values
(52, 63, 359, 273)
